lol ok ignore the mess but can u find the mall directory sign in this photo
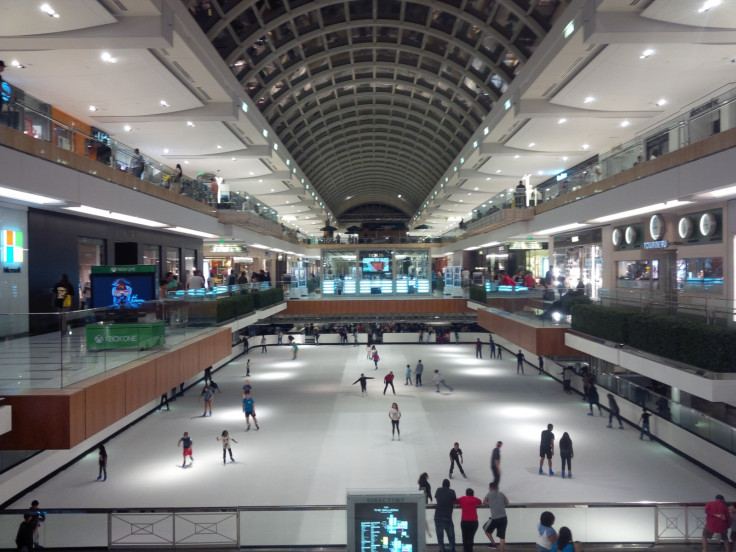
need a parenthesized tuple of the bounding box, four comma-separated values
(347, 491, 424, 552)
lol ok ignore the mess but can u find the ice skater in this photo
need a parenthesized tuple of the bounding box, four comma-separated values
(199, 385, 214, 416)
(372, 349, 380, 370)
(587, 385, 602, 416)
(352, 373, 374, 396)
(490, 339, 496, 359)
(96, 445, 107, 481)
(497, 346, 503, 360)
(260, 335, 267, 353)
(405, 364, 412, 385)
(449, 442, 466, 479)
(216, 430, 237, 464)
(433, 369, 454, 393)
(389, 402, 401, 440)
(559, 431, 573, 479)
(490, 441, 502, 487)
(639, 408, 653, 440)
(178, 432, 194, 467)
(475, 338, 483, 358)
(292, 341, 298, 359)
(516, 350, 525, 374)
(606, 394, 625, 429)
(246, 358, 251, 376)
(383, 371, 396, 395)
(243, 392, 260, 431)
(415, 359, 424, 386)
(538, 355, 544, 375)
(538, 423, 555, 476)
(366, 344, 373, 360)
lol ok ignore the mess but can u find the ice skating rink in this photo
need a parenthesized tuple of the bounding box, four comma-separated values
(11, 342, 733, 509)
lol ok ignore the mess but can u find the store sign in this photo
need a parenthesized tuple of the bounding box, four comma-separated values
(211, 244, 245, 253)
(643, 240, 669, 249)
(91, 265, 156, 274)
(555, 172, 568, 182)
(2, 229, 24, 263)
(508, 241, 543, 250)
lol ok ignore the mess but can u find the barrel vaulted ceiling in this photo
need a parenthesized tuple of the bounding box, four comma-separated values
(192, 0, 568, 222)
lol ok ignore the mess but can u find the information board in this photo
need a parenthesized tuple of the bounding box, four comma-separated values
(347, 491, 424, 552)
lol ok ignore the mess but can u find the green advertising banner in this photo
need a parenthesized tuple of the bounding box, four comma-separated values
(86, 322, 165, 351)
(91, 265, 157, 274)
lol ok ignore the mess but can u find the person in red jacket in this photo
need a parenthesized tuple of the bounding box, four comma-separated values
(383, 371, 395, 395)
(703, 494, 730, 552)
(499, 271, 516, 288)
(456, 488, 483, 552)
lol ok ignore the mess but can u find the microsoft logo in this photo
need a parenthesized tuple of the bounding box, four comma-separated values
(2, 229, 23, 263)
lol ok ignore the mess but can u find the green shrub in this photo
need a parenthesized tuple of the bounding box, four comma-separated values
(216, 293, 254, 323)
(252, 287, 284, 309)
(571, 304, 633, 344)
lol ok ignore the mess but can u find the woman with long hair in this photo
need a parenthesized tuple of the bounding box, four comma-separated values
(418, 472, 432, 503)
(96, 445, 108, 481)
(550, 526, 575, 552)
(388, 403, 401, 440)
(559, 432, 574, 479)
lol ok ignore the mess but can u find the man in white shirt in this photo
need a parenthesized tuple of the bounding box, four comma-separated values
(187, 269, 205, 290)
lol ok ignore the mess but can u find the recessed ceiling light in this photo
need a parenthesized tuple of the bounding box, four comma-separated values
(184, 160, 189, 165)
(474, 187, 478, 191)
(620, 121, 631, 127)
(562, 156, 568, 161)
(496, 170, 502, 173)
(249, 172, 254, 176)
(514, 155, 520, 159)
(10, 60, 25, 68)
(100, 52, 117, 63)
(537, 170, 543, 176)
(163, 148, 170, 154)
(698, 0, 721, 13)
(40, 4, 60, 17)
(528, 142, 535, 147)
(231, 157, 236, 161)
(584, 96, 595, 104)
(160, 100, 170, 107)
(123, 125, 132, 132)
(656, 98, 667, 107)
(186, 121, 195, 127)
(88, 105, 97, 112)
(640, 49, 655, 59)
(398, 194, 402, 198)
(216, 145, 222, 149)
(558, 118, 567, 124)
(582, 144, 590, 150)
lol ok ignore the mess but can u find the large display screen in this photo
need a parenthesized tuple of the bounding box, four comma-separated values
(362, 257, 390, 273)
(347, 492, 423, 552)
(90, 266, 157, 309)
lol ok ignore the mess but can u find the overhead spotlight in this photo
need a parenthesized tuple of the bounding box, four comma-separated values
(88, 105, 97, 112)
(639, 49, 655, 59)
(513, 154, 520, 159)
(40, 3, 60, 17)
(562, 156, 568, 161)
(10, 60, 25, 68)
(216, 145, 222, 149)
(558, 118, 567, 124)
(655, 98, 667, 107)
(123, 125, 132, 132)
(186, 121, 195, 127)
(160, 100, 170, 107)
(582, 144, 590, 150)
(698, 0, 721, 12)
(163, 148, 170, 154)
(100, 52, 117, 63)
(583, 96, 595, 104)
(528, 142, 535, 147)
(620, 121, 631, 127)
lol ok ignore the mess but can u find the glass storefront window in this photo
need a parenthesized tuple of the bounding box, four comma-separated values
(78, 237, 105, 308)
(142, 245, 160, 280)
(359, 250, 393, 281)
(616, 260, 659, 289)
(677, 257, 723, 293)
(166, 247, 180, 278)
(394, 249, 429, 278)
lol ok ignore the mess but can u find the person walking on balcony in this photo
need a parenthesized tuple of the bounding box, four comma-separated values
(129, 148, 144, 178)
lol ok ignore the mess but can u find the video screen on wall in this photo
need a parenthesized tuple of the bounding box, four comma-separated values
(362, 257, 390, 273)
(347, 493, 423, 552)
(90, 266, 157, 309)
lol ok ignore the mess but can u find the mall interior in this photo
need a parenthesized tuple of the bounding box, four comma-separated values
(1, 0, 736, 549)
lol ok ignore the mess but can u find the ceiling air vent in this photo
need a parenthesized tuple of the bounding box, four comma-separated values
(159, 48, 170, 57)
(172, 62, 194, 83)
(109, 0, 129, 11)
(196, 87, 212, 101)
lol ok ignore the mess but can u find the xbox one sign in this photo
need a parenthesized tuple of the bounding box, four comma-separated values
(85, 322, 164, 351)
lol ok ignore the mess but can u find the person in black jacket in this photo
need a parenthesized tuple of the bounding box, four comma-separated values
(559, 432, 574, 479)
(607, 394, 625, 429)
(587, 385, 602, 416)
(16, 515, 35, 552)
(418, 472, 432, 503)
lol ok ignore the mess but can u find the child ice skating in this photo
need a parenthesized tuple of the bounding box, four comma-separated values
(217, 430, 238, 464)
(178, 432, 194, 467)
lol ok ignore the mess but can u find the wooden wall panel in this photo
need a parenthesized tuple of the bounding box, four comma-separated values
(155, 351, 182, 394)
(83, 373, 127, 438)
(285, 299, 471, 316)
(179, 342, 200, 378)
(126, 360, 157, 414)
(0, 390, 85, 450)
(477, 310, 581, 357)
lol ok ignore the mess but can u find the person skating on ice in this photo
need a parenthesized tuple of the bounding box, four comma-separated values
(587, 385, 602, 416)
(199, 385, 214, 417)
(638, 408, 653, 440)
(96, 445, 108, 481)
(516, 350, 525, 374)
(405, 364, 412, 385)
(260, 335, 267, 353)
(415, 359, 424, 386)
(606, 394, 625, 429)
(383, 371, 396, 395)
(389, 402, 401, 440)
(217, 430, 238, 464)
(558, 432, 573, 479)
(372, 348, 380, 370)
(490, 441, 502, 486)
(352, 373, 374, 396)
(243, 392, 260, 431)
(433, 369, 454, 393)
(178, 432, 194, 468)
(246, 358, 251, 376)
(538, 423, 555, 476)
(475, 338, 482, 359)
(449, 442, 467, 479)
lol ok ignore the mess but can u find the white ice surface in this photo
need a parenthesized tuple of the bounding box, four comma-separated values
(12, 343, 734, 509)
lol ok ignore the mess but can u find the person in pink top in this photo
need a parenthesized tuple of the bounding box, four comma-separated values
(703, 494, 731, 552)
(456, 488, 483, 552)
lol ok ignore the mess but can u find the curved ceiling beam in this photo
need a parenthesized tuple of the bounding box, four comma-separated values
(263, 72, 492, 125)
